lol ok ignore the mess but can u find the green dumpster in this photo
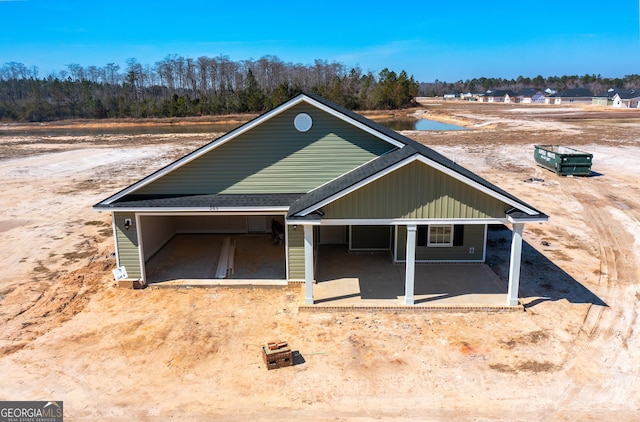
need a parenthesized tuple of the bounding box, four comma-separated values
(534, 145, 593, 176)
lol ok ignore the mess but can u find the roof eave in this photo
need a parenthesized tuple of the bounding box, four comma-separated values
(507, 210, 549, 223)
(93, 206, 291, 213)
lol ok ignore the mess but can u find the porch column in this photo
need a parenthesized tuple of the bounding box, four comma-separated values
(304, 225, 314, 305)
(507, 223, 524, 306)
(404, 224, 417, 305)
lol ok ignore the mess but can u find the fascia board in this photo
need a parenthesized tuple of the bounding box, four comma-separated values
(96, 206, 290, 213)
(507, 215, 549, 223)
(285, 219, 322, 226)
(314, 218, 507, 225)
(137, 211, 288, 217)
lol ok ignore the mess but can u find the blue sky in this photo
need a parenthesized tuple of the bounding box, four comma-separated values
(1, 0, 639, 82)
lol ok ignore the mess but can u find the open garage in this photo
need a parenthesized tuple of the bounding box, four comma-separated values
(138, 214, 286, 284)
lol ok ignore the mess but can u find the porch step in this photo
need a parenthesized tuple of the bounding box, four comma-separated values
(298, 303, 524, 313)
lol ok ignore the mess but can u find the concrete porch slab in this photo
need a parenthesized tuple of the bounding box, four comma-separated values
(302, 246, 520, 311)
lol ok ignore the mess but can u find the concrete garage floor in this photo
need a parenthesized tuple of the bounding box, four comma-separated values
(146, 234, 286, 286)
(307, 245, 514, 310)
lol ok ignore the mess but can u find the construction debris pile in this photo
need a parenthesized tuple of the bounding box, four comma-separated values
(261, 340, 293, 370)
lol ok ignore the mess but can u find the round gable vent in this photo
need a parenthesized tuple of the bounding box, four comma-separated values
(294, 113, 313, 132)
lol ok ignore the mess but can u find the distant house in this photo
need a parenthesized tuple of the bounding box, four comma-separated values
(516, 88, 546, 104)
(94, 93, 548, 306)
(614, 91, 640, 108)
(546, 88, 594, 105)
(592, 89, 614, 106)
(593, 88, 640, 108)
(482, 89, 517, 103)
(460, 92, 481, 101)
(612, 89, 640, 108)
(443, 92, 459, 100)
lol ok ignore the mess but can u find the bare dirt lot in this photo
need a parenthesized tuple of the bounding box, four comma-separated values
(0, 102, 639, 420)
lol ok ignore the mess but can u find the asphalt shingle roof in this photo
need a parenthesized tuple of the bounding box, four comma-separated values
(552, 88, 594, 97)
(594, 89, 638, 99)
(485, 90, 517, 97)
(98, 193, 304, 209)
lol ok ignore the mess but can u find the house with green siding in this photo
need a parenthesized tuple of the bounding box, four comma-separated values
(94, 93, 547, 306)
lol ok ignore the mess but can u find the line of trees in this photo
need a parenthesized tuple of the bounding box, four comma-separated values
(0, 55, 419, 122)
(419, 74, 640, 97)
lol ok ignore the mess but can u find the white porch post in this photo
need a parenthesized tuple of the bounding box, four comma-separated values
(304, 225, 314, 305)
(404, 224, 417, 305)
(507, 223, 524, 306)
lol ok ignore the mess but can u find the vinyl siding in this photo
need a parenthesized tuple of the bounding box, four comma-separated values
(397, 224, 485, 261)
(114, 212, 142, 278)
(135, 103, 394, 196)
(287, 225, 305, 280)
(323, 161, 508, 219)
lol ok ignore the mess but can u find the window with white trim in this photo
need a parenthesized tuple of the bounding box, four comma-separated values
(428, 225, 453, 246)
(417, 225, 454, 247)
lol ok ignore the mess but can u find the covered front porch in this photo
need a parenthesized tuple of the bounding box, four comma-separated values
(302, 245, 515, 310)
(299, 221, 527, 308)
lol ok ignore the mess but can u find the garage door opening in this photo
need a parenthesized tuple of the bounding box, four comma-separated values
(139, 214, 286, 284)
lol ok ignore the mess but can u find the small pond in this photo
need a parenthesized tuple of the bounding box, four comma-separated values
(1, 118, 466, 137)
(0, 123, 242, 137)
(379, 118, 467, 131)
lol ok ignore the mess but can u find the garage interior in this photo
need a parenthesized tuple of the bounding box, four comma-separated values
(141, 214, 286, 284)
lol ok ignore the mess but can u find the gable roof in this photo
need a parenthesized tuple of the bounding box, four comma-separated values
(94, 93, 547, 222)
(485, 89, 517, 97)
(94, 93, 405, 208)
(516, 88, 544, 97)
(594, 88, 639, 100)
(287, 145, 546, 221)
(551, 88, 594, 98)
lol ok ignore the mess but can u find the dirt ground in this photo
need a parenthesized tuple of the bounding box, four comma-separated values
(0, 101, 639, 421)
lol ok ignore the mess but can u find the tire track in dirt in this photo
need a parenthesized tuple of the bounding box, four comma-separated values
(0, 247, 114, 356)
(556, 176, 640, 409)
